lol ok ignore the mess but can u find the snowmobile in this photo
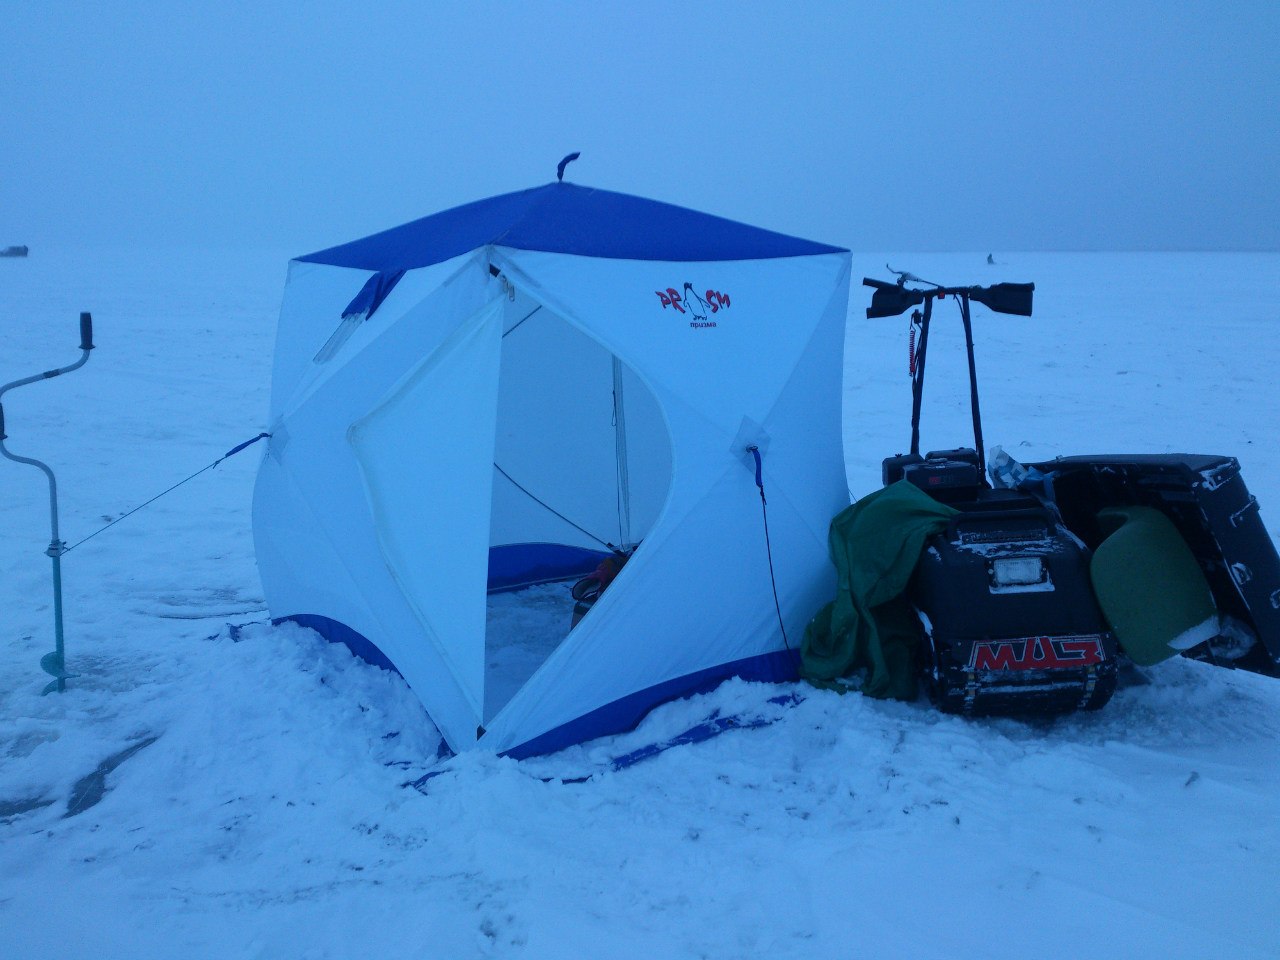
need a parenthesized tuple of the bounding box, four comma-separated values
(864, 271, 1280, 716)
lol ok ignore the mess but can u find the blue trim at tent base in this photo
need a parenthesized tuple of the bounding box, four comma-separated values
(278, 610, 802, 767)
(277, 614, 402, 677)
(503, 648, 799, 760)
(408, 692, 805, 790)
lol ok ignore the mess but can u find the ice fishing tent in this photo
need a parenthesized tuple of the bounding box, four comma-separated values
(252, 181, 851, 758)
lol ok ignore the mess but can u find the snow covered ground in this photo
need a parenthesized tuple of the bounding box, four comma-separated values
(2, 247, 1277, 959)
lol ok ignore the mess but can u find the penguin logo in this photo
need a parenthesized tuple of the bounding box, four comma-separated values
(682, 282, 710, 322)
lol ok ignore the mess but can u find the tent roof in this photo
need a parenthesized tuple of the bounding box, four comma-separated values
(297, 182, 846, 272)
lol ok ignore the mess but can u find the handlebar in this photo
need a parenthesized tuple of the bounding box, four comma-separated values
(863, 278, 926, 318)
(862, 278, 1034, 318)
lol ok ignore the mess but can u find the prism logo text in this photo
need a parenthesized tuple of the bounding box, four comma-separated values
(655, 283, 730, 328)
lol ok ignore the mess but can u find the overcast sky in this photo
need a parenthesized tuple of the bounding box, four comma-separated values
(5, 1, 1277, 253)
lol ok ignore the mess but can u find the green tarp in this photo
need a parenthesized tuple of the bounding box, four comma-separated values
(1090, 505, 1218, 666)
(801, 482, 958, 699)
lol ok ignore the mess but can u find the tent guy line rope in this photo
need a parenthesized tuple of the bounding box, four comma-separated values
(492, 462, 614, 550)
(749, 446, 792, 653)
(62, 432, 271, 554)
(501, 305, 543, 339)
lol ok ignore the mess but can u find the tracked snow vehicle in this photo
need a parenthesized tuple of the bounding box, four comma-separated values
(867, 273, 1117, 714)
(864, 272, 1280, 716)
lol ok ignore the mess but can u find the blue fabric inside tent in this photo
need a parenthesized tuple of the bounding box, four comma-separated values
(486, 543, 608, 594)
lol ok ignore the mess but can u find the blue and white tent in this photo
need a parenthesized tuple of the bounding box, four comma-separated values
(252, 181, 851, 758)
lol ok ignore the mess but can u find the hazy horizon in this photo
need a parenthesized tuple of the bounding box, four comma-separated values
(6, 2, 1277, 254)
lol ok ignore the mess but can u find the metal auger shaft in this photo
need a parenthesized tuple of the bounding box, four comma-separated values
(0, 312, 95, 693)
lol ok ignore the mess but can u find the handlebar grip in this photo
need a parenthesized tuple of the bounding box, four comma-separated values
(865, 281, 925, 318)
(969, 283, 1035, 317)
(79, 312, 94, 351)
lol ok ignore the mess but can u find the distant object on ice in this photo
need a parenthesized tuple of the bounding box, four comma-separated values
(1, 245, 29, 258)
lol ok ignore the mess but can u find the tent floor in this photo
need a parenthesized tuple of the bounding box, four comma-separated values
(485, 582, 578, 723)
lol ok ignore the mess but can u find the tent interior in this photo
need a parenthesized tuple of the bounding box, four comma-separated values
(482, 287, 672, 723)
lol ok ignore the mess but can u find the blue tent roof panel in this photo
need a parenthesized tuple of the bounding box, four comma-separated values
(298, 182, 845, 271)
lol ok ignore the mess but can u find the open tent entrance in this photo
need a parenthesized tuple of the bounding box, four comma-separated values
(483, 288, 673, 723)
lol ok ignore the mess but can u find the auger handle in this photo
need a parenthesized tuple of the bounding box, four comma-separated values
(79, 312, 94, 351)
